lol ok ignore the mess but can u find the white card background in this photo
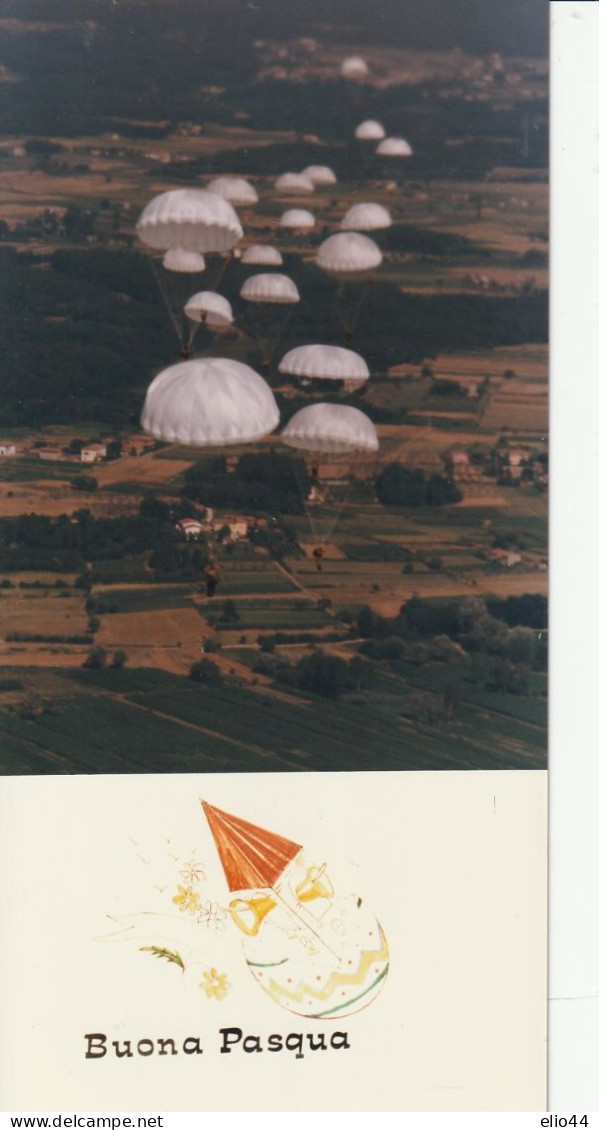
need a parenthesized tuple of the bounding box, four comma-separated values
(0, 770, 546, 1112)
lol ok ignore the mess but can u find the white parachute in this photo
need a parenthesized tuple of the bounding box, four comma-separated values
(376, 137, 413, 157)
(278, 209, 316, 231)
(316, 233, 382, 345)
(316, 231, 382, 273)
(240, 274, 300, 370)
(206, 177, 259, 206)
(340, 203, 392, 231)
(275, 172, 315, 194)
(302, 165, 337, 186)
(279, 345, 369, 383)
(184, 291, 234, 329)
(136, 189, 243, 253)
(240, 273, 300, 304)
(354, 119, 386, 141)
(340, 56, 369, 79)
(241, 245, 283, 266)
(162, 249, 206, 273)
(141, 358, 279, 446)
(282, 403, 378, 453)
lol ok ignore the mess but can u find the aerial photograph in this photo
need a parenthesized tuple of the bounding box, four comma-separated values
(0, 0, 548, 774)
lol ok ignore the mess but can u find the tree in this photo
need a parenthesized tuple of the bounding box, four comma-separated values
(189, 658, 221, 684)
(295, 650, 351, 699)
(111, 649, 128, 668)
(425, 474, 462, 506)
(83, 645, 107, 670)
(375, 464, 427, 507)
(221, 599, 240, 624)
(356, 605, 388, 639)
(72, 475, 98, 493)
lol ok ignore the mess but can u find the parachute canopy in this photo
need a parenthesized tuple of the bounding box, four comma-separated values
(241, 244, 283, 266)
(206, 176, 258, 206)
(162, 249, 206, 273)
(340, 202, 392, 231)
(240, 273, 300, 304)
(278, 208, 315, 230)
(302, 164, 337, 186)
(279, 344, 369, 382)
(376, 137, 413, 157)
(316, 231, 382, 273)
(341, 55, 369, 79)
(201, 801, 302, 893)
(355, 119, 386, 141)
(282, 403, 379, 454)
(137, 189, 243, 253)
(184, 291, 234, 328)
(141, 358, 279, 446)
(275, 172, 315, 194)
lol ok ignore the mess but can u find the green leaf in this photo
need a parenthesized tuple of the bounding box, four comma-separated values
(140, 945, 185, 972)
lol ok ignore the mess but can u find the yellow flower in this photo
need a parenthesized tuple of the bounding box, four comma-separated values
(200, 967, 230, 1001)
(172, 884, 201, 915)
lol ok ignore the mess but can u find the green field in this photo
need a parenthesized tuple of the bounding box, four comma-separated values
(95, 585, 196, 614)
(0, 666, 545, 775)
(206, 598, 331, 630)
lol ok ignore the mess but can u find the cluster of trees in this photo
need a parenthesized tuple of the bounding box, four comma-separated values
(0, 248, 173, 429)
(82, 646, 127, 670)
(375, 463, 462, 508)
(255, 647, 363, 700)
(0, 497, 203, 576)
(355, 594, 547, 693)
(182, 453, 310, 517)
(0, 246, 548, 430)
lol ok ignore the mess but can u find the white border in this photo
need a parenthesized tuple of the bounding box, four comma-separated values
(550, 0, 599, 1112)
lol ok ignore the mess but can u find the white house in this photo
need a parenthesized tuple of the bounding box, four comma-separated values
(176, 518, 203, 541)
(0, 442, 17, 457)
(81, 443, 107, 464)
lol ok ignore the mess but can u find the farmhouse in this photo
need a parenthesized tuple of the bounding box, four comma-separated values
(123, 434, 156, 456)
(487, 548, 523, 568)
(0, 442, 17, 457)
(445, 446, 474, 479)
(446, 447, 470, 468)
(214, 516, 249, 541)
(81, 443, 107, 464)
(176, 518, 203, 541)
(36, 446, 62, 461)
(498, 447, 530, 480)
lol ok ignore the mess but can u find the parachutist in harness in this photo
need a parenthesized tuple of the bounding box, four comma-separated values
(180, 347, 191, 360)
(313, 546, 325, 572)
(203, 561, 221, 599)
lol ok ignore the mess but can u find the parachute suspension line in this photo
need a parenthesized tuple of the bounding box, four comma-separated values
(210, 250, 233, 294)
(187, 311, 209, 355)
(321, 479, 354, 546)
(148, 255, 183, 347)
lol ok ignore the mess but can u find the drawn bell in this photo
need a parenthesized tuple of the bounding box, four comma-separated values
(295, 863, 334, 904)
(229, 894, 277, 936)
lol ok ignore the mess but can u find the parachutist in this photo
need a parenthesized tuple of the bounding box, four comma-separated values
(313, 546, 325, 572)
(203, 561, 221, 599)
(180, 347, 191, 360)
